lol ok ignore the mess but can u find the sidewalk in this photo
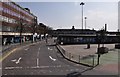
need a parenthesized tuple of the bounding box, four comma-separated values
(1, 41, 32, 53)
(61, 44, 115, 57)
(59, 44, 118, 75)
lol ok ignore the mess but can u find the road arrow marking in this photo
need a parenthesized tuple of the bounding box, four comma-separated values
(15, 57, 22, 64)
(48, 47, 53, 51)
(49, 56, 56, 61)
(11, 59, 17, 62)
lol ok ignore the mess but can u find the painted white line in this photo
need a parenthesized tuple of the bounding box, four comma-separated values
(37, 51, 39, 57)
(24, 48, 29, 51)
(37, 58, 39, 67)
(11, 59, 17, 62)
(5, 67, 22, 70)
(49, 56, 56, 61)
(38, 47, 40, 51)
(15, 57, 22, 64)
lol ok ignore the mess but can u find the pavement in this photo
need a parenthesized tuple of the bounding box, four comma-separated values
(1, 41, 32, 53)
(2, 38, 90, 76)
(60, 44, 119, 75)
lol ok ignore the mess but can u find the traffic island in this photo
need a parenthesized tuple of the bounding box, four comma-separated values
(56, 45, 97, 67)
(56, 44, 118, 75)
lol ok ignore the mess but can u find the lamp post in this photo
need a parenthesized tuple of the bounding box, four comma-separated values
(80, 2, 85, 30)
(84, 17, 87, 29)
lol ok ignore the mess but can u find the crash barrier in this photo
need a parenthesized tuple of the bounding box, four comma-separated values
(56, 45, 98, 67)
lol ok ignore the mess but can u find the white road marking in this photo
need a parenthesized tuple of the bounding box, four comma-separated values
(15, 57, 22, 64)
(4, 74, 7, 75)
(24, 48, 29, 51)
(11, 59, 17, 62)
(37, 51, 39, 56)
(48, 47, 53, 50)
(37, 58, 39, 67)
(5, 67, 22, 70)
(38, 47, 40, 51)
(5, 65, 70, 70)
(49, 56, 56, 61)
(48, 47, 50, 50)
(37, 47, 40, 57)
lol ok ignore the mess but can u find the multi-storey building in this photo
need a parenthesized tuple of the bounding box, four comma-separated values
(0, 0, 38, 45)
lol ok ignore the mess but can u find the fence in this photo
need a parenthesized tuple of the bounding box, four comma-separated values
(57, 45, 98, 67)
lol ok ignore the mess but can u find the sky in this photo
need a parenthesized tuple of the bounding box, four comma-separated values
(14, 1, 119, 31)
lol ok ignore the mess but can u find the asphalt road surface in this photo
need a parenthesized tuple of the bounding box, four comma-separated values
(2, 38, 89, 75)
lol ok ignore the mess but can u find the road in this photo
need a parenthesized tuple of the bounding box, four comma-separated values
(2, 38, 89, 75)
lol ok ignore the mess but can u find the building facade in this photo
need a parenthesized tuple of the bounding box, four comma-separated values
(0, 0, 38, 45)
(52, 26, 119, 44)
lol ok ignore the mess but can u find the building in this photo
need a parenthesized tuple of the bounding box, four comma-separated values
(52, 26, 119, 45)
(0, 0, 38, 45)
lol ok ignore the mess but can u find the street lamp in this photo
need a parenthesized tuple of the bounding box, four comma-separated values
(84, 17, 87, 29)
(80, 2, 85, 30)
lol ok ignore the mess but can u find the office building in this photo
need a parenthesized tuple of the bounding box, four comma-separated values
(0, 0, 38, 45)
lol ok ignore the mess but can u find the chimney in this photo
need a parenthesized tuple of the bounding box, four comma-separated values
(72, 26, 75, 30)
(105, 24, 107, 31)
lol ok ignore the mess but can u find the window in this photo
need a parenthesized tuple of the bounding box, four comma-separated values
(0, 15, 2, 21)
(0, 6, 3, 11)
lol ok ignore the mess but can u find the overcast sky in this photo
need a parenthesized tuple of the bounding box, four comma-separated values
(14, 0, 119, 31)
